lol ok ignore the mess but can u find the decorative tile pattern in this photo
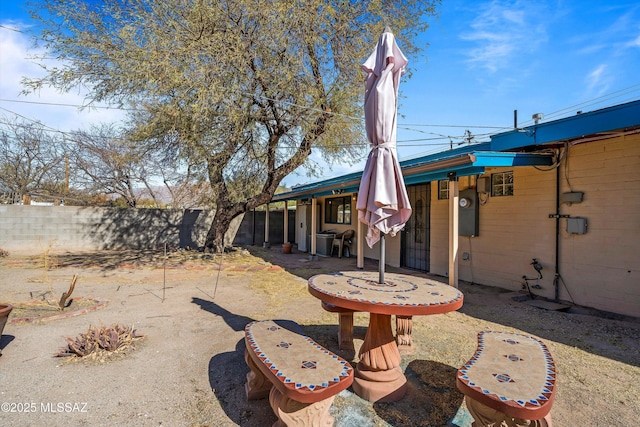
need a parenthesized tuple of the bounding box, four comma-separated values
(308, 272, 463, 314)
(457, 331, 556, 411)
(301, 361, 317, 369)
(245, 320, 353, 393)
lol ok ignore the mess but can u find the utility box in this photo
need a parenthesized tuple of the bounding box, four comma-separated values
(567, 217, 587, 234)
(459, 188, 479, 236)
(561, 191, 584, 205)
(477, 176, 490, 194)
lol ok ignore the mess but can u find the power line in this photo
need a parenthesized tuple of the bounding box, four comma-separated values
(0, 98, 136, 111)
(0, 97, 507, 133)
(516, 83, 640, 127)
(0, 25, 24, 33)
(2, 83, 639, 151)
(400, 123, 505, 129)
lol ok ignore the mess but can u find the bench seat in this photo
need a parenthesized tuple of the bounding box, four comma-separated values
(456, 331, 556, 426)
(244, 319, 354, 426)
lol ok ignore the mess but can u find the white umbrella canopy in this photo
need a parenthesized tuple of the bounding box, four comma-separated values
(357, 29, 412, 278)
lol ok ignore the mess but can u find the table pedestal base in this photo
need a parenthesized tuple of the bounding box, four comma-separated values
(353, 313, 407, 402)
(353, 365, 407, 402)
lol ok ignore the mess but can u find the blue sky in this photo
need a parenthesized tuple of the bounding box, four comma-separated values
(1, 0, 639, 187)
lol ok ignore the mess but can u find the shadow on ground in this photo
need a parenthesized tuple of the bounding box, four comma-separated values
(248, 245, 640, 367)
(196, 297, 469, 427)
(0, 334, 15, 354)
(456, 282, 640, 367)
(373, 360, 465, 426)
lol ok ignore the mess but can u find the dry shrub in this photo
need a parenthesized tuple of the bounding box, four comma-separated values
(56, 323, 144, 361)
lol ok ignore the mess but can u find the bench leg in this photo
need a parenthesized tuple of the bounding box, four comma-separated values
(337, 312, 355, 351)
(269, 386, 335, 427)
(395, 315, 413, 349)
(244, 348, 273, 400)
(465, 396, 552, 427)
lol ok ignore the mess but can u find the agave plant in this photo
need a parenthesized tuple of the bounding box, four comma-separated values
(56, 323, 144, 358)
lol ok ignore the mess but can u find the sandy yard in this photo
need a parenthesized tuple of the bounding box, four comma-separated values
(0, 247, 638, 426)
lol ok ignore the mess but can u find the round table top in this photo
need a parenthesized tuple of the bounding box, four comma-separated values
(308, 271, 464, 316)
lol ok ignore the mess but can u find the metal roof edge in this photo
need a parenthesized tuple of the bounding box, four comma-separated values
(490, 99, 640, 151)
(470, 151, 555, 167)
(272, 100, 639, 203)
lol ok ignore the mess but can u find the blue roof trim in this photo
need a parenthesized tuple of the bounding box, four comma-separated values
(471, 152, 554, 167)
(272, 100, 640, 202)
(401, 142, 491, 169)
(490, 100, 640, 151)
(404, 166, 486, 185)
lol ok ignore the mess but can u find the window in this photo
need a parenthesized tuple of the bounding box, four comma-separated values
(324, 196, 352, 224)
(437, 180, 449, 200)
(491, 171, 514, 196)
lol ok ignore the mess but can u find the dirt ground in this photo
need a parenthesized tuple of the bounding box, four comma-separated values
(0, 246, 638, 427)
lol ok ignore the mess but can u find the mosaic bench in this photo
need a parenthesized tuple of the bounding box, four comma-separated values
(244, 319, 354, 426)
(456, 331, 556, 427)
(321, 301, 414, 351)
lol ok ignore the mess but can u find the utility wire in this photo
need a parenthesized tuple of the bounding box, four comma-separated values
(0, 97, 507, 131)
(4, 79, 639, 127)
(0, 25, 24, 33)
(0, 98, 137, 111)
(2, 83, 639, 151)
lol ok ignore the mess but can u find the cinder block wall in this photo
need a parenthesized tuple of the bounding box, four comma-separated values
(0, 206, 237, 253)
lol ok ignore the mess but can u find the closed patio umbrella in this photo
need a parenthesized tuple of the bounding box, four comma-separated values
(357, 28, 412, 284)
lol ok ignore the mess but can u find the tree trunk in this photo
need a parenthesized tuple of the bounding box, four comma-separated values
(204, 204, 237, 253)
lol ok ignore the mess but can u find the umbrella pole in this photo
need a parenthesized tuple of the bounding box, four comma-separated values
(379, 233, 385, 284)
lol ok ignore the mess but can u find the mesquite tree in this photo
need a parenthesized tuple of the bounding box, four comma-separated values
(24, 0, 438, 251)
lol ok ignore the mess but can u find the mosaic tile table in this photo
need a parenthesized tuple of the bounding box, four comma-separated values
(456, 331, 556, 426)
(244, 319, 354, 426)
(308, 271, 464, 402)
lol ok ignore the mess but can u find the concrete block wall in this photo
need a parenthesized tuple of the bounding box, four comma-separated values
(0, 206, 225, 253)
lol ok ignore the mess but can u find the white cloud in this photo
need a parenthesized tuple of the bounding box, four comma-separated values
(460, 0, 548, 73)
(585, 64, 611, 96)
(0, 24, 125, 132)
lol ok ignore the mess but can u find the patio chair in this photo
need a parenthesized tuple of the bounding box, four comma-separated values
(331, 229, 355, 258)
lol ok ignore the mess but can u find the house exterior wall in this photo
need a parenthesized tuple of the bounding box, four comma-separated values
(361, 231, 401, 267)
(429, 133, 640, 317)
(556, 133, 640, 317)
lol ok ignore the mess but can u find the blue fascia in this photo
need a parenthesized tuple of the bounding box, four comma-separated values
(470, 151, 554, 167)
(272, 100, 639, 203)
(403, 166, 487, 185)
(490, 99, 640, 151)
(399, 142, 490, 169)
